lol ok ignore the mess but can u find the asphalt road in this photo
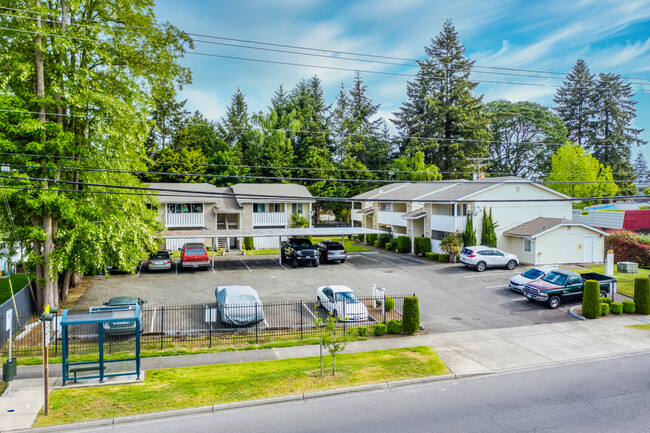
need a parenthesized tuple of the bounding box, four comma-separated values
(85, 353, 650, 433)
(75, 249, 580, 333)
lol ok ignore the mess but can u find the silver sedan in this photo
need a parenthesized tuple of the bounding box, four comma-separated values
(146, 250, 172, 271)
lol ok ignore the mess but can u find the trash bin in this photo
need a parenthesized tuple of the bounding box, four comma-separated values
(3, 358, 17, 382)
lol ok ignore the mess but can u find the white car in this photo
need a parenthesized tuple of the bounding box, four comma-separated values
(509, 266, 558, 293)
(459, 246, 519, 272)
(316, 285, 369, 321)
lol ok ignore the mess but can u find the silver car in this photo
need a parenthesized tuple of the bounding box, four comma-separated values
(459, 246, 519, 272)
(147, 250, 172, 272)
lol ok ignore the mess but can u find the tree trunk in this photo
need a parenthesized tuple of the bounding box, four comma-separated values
(60, 269, 72, 302)
(35, 0, 46, 123)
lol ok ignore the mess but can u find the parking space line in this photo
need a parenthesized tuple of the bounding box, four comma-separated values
(136, 266, 141, 278)
(277, 259, 287, 270)
(485, 284, 506, 289)
(345, 261, 355, 267)
(211, 266, 216, 273)
(463, 272, 514, 279)
(241, 259, 252, 272)
(358, 254, 379, 262)
(175, 262, 178, 276)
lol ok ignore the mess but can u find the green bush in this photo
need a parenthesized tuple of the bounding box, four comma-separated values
(601, 303, 609, 316)
(243, 237, 255, 250)
(374, 240, 380, 247)
(389, 238, 398, 250)
(387, 320, 402, 334)
(384, 296, 395, 311)
(396, 236, 411, 253)
(357, 326, 367, 337)
(610, 302, 623, 314)
(623, 300, 636, 314)
(366, 234, 378, 246)
(633, 276, 650, 314)
(377, 232, 394, 248)
(437, 254, 449, 263)
(385, 242, 391, 250)
(414, 237, 431, 256)
(402, 296, 420, 335)
(373, 324, 387, 336)
(424, 252, 439, 261)
(582, 280, 601, 319)
(601, 298, 612, 305)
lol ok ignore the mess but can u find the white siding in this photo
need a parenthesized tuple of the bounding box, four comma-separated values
(534, 226, 605, 265)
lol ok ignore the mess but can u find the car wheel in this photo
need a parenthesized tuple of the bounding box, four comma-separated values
(319, 255, 324, 264)
(476, 261, 487, 272)
(317, 297, 323, 308)
(312, 259, 318, 267)
(600, 290, 607, 298)
(507, 260, 517, 270)
(292, 257, 298, 268)
(340, 259, 345, 264)
(332, 309, 338, 318)
(547, 295, 561, 309)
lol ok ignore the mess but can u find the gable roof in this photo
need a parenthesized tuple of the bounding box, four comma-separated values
(230, 183, 314, 204)
(148, 183, 223, 204)
(503, 217, 609, 238)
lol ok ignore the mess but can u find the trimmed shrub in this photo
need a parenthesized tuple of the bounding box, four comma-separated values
(387, 320, 402, 334)
(601, 303, 609, 316)
(243, 237, 255, 250)
(582, 280, 601, 319)
(396, 236, 411, 253)
(385, 242, 391, 250)
(414, 237, 431, 256)
(402, 296, 420, 334)
(425, 252, 439, 261)
(601, 298, 612, 305)
(373, 324, 387, 336)
(610, 302, 623, 314)
(389, 238, 398, 250)
(357, 326, 367, 337)
(374, 240, 380, 247)
(377, 232, 394, 248)
(365, 234, 378, 246)
(437, 254, 449, 263)
(623, 300, 636, 314)
(384, 296, 395, 311)
(633, 276, 650, 314)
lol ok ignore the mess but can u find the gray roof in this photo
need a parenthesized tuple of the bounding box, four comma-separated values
(351, 183, 410, 200)
(503, 217, 609, 238)
(148, 183, 227, 204)
(230, 183, 315, 204)
(157, 227, 383, 238)
(402, 208, 426, 220)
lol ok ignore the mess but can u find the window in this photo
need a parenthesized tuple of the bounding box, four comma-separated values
(291, 203, 303, 214)
(268, 203, 281, 212)
(523, 238, 532, 253)
(253, 203, 266, 213)
(167, 203, 202, 213)
(450, 204, 455, 216)
(381, 203, 392, 212)
(431, 230, 448, 241)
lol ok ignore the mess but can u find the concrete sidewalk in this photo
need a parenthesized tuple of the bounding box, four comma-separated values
(2, 314, 650, 431)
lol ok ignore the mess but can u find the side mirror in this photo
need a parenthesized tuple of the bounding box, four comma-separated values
(103, 302, 109, 306)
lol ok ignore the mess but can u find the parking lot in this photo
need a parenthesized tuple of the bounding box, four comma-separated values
(75, 249, 578, 334)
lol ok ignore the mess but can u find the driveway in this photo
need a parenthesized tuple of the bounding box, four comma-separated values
(75, 250, 576, 334)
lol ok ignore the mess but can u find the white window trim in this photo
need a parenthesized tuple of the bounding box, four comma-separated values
(523, 238, 532, 253)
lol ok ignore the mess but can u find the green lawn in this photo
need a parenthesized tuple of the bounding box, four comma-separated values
(577, 265, 649, 298)
(246, 237, 371, 256)
(0, 274, 30, 305)
(35, 347, 449, 426)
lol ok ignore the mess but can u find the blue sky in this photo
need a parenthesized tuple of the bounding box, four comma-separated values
(154, 0, 650, 162)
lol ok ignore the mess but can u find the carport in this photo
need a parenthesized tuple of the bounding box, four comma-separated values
(156, 227, 383, 266)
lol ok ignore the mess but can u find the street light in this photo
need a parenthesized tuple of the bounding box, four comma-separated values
(39, 306, 58, 416)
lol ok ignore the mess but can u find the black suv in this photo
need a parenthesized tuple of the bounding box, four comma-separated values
(281, 238, 319, 268)
(317, 241, 347, 264)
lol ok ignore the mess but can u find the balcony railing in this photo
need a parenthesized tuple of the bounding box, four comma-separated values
(377, 210, 407, 227)
(253, 212, 287, 227)
(165, 213, 204, 228)
(430, 214, 467, 233)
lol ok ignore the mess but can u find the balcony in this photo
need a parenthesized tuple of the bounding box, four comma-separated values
(377, 211, 407, 227)
(253, 212, 287, 227)
(430, 214, 466, 233)
(165, 213, 204, 228)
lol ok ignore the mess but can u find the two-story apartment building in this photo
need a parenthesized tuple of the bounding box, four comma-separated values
(351, 177, 607, 265)
(149, 182, 315, 251)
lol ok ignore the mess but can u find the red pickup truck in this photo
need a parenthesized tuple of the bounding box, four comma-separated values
(180, 243, 210, 270)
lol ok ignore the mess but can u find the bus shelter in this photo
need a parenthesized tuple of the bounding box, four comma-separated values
(60, 305, 141, 386)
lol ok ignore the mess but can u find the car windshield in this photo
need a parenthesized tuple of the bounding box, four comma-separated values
(542, 271, 568, 285)
(186, 248, 206, 255)
(335, 292, 359, 303)
(328, 244, 344, 250)
(151, 252, 170, 259)
(293, 240, 312, 247)
(522, 269, 544, 279)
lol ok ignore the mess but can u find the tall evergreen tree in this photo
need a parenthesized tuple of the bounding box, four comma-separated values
(463, 213, 476, 247)
(146, 87, 189, 155)
(634, 152, 649, 183)
(553, 59, 595, 147)
(218, 88, 251, 147)
(393, 20, 489, 178)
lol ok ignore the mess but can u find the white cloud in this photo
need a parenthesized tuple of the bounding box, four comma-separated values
(179, 88, 227, 122)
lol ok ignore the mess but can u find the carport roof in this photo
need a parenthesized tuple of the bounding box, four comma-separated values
(157, 227, 383, 239)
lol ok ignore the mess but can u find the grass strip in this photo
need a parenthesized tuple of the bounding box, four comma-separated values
(0, 274, 30, 305)
(34, 346, 449, 426)
(629, 324, 650, 331)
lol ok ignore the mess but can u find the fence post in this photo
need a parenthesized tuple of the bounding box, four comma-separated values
(255, 303, 259, 344)
(54, 310, 58, 358)
(208, 305, 212, 348)
(160, 306, 164, 350)
(300, 301, 303, 340)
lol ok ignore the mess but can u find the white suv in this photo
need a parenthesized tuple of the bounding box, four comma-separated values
(459, 246, 519, 272)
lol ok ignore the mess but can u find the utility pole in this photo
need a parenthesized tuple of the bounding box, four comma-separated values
(467, 157, 488, 179)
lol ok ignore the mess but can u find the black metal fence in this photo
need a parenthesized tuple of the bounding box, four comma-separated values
(1, 295, 412, 358)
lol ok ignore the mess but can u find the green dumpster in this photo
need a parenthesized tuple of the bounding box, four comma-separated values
(3, 358, 17, 382)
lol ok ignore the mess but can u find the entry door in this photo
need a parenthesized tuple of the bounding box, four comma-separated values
(583, 236, 595, 262)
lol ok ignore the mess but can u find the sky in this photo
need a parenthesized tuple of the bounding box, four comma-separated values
(153, 0, 650, 162)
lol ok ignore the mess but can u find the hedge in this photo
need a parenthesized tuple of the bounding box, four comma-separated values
(387, 320, 402, 334)
(634, 276, 650, 314)
(396, 236, 411, 253)
(385, 243, 391, 250)
(366, 234, 378, 246)
(623, 300, 636, 314)
(610, 302, 623, 314)
(373, 324, 387, 336)
(437, 254, 449, 263)
(601, 303, 609, 316)
(377, 232, 394, 248)
(425, 252, 439, 261)
(582, 280, 601, 319)
(374, 240, 380, 247)
(402, 296, 420, 334)
(357, 326, 368, 337)
(601, 298, 612, 305)
(606, 230, 650, 268)
(414, 237, 431, 256)
(384, 296, 395, 311)
(389, 238, 398, 250)
(243, 237, 255, 250)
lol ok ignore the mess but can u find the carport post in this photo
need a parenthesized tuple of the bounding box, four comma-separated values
(211, 237, 215, 267)
(341, 235, 345, 248)
(278, 236, 282, 264)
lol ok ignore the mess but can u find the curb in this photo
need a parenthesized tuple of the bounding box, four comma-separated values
(569, 306, 587, 320)
(401, 256, 425, 264)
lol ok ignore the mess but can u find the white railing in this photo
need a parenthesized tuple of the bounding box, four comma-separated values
(253, 212, 287, 227)
(429, 215, 466, 233)
(165, 213, 204, 228)
(377, 211, 407, 227)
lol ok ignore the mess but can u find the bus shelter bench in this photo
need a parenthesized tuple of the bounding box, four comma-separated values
(69, 365, 106, 382)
